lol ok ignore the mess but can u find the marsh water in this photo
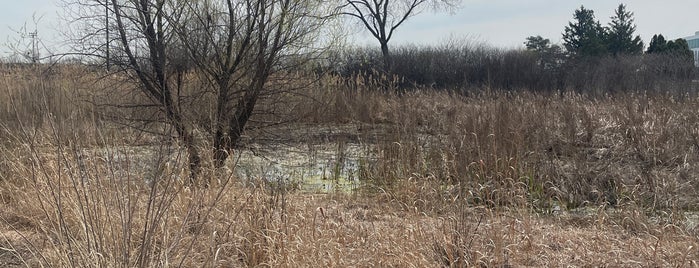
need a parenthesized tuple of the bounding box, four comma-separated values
(78, 141, 699, 232)
(232, 142, 373, 193)
(79, 139, 374, 193)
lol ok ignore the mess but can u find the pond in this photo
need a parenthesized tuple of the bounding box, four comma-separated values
(79, 140, 375, 193)
(232, 142, 373, 193)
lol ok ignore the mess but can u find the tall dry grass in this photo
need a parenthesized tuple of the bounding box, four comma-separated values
(0, 65, 699, 266)
(299, 75, 699, 213)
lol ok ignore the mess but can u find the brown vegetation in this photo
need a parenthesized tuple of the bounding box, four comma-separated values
(1, 66, 699, 267)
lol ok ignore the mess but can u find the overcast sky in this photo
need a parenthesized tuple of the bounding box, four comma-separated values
(2, 1, 699, 57)
(371, 0, 699, 48)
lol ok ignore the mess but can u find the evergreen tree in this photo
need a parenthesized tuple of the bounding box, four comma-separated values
(646, 34, 667, 54)
(563, 6, 607, 57)
(646, 35, 694, 69)
(667, 39, 687, 51)
(607, 4, 643, 55)
(670, 39, 695, 67)
(525, 35, 551, 52)
(667, 38, 694, 60)
(647, 34, 691, 58)
(525, 35, 564, 70)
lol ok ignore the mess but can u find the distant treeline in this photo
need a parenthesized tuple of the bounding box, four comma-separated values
(320, 42, 695, 94)
(321, 4, 697, 94)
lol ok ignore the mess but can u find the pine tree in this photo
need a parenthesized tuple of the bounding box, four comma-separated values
(646, 34, 667, 54)
(562, 6, 607, 57)
(647, 34, 691, 57)
(646, 35, 694, 67)
(525, 35, 551, 52)
(607, 4, 643, 55)
(525, 35, 564, 70)
(667, 39, 694, 60)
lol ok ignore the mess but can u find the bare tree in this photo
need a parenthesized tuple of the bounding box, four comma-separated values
(68, 0, 332, 183)
(341, 0, 461, 70)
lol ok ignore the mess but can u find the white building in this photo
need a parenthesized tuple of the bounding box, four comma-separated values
(684, 31, 699, 66)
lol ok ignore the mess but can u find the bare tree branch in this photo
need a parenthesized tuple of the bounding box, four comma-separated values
(341, 0, 461, 70)
(68, 0, 335, 183)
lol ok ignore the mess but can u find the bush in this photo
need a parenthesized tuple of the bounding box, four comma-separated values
(326, 41, 696, 95)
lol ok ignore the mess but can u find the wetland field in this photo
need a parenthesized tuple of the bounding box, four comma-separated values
(1, 66, 699, 266)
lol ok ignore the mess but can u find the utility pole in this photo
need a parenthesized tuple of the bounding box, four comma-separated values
(28, 31, 39, 63)
(106, 2, 110, 70)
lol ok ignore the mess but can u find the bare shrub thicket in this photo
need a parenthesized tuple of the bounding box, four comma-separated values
(328, 42, 696, 93)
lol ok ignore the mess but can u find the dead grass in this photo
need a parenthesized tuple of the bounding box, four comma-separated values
(303, 82, 699, 211)
(1, 66, 699, 266)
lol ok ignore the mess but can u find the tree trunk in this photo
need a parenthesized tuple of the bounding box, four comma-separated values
(380, 41, 391, 71)
(186, 142, 202, 184)
(211, 88, 261, 169)
(213, 129, 229, 169)
(169, 115, 202, 185)
(213, 79, 231, 169)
